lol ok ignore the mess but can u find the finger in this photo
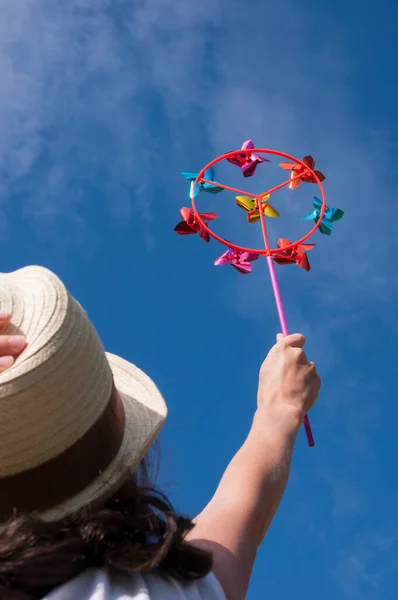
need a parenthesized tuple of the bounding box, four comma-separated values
(0, 355, 14, 372)
(292, 346, 310, 365)
(0, 335, 26, 356)
(0, 312, 11, 330)
(306, 362, 321, 392)
(280, 333, 306, 349)
(308, 361, 320, 376)
(309, 362, 321, 386)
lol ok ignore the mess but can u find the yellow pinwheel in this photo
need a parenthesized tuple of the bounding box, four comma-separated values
(236, 194, 280, 223)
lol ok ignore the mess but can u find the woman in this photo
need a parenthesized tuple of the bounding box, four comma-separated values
(0, 266, 320, 600)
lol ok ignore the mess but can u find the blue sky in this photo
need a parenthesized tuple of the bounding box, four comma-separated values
(1, 1, 398, 598)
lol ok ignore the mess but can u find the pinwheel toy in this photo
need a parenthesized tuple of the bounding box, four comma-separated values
(181, 167, 224, 197)
(174, 207, 217, 243)
(214, 249, 259, 274)
(273, 238, 315, 272)
(174, 142, 344, 447)
(226, 139, 270, 177)
(236, 194, 280, 223)
(302, 197, 344, 235)
(279, 155, 326, 190)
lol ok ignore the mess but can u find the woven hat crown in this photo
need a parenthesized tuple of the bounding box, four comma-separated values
(0, 266, 113, 478)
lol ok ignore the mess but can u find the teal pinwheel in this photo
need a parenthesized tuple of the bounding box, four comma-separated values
(302, 197, 344, 235)
(181, 167, 224, 198)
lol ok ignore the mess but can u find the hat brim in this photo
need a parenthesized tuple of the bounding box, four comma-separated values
(40, 353, 167, 522)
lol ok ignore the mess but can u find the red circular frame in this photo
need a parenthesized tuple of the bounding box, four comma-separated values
(190, 148, 327, 256)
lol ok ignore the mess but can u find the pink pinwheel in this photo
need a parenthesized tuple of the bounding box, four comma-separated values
(227, 140, 269, 178)
(174, 207, 217, 243)
(214, 249, 259, 274)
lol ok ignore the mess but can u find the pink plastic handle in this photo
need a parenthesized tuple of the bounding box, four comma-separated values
(257, 199, 315, 447)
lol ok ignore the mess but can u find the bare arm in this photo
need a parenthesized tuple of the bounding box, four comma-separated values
(186, 334, 320, 600)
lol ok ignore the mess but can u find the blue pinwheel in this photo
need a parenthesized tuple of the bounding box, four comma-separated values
(302, 197, 344, 235)
(181, 167, 224, 198)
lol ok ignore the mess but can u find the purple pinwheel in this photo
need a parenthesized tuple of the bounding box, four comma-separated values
(227, 140, 270, 178)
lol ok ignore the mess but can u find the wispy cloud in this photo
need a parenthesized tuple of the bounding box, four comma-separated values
(0, 1, 227, 227)
(332, 531, 398, 599)
(1, 1, 395, 294)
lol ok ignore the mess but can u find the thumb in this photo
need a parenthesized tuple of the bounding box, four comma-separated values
(276, 333, 284, 342)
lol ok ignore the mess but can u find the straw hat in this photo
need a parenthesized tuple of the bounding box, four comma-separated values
(0, 266, 167, 526)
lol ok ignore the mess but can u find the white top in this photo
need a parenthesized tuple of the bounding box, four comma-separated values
(43, 568, 226, 600)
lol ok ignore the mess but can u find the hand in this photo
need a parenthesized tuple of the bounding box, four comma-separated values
(257, 333, 320, 425)
(0, 313, 27, 372)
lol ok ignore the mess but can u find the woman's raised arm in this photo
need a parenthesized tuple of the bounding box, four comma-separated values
(186, 334, 321, 600)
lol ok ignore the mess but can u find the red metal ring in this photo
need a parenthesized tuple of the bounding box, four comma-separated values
(190, 148, 327, 255)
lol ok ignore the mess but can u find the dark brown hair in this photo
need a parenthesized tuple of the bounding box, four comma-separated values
(0, 451, 212, 599)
